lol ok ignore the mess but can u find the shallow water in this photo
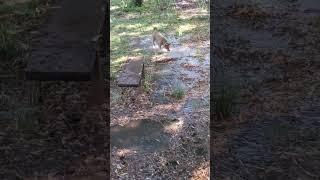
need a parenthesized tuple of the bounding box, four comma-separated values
(111, 119, 170, 153)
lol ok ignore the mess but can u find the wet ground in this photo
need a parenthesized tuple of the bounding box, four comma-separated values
(110, 5, 210, 179)
(212, 0, 320, 179)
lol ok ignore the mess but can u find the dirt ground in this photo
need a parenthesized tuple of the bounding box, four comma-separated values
(0, 0, 108, 179)
(1, 0, 319, 179)
(110, 1, 210, 179)
(212, 0, 320, 179)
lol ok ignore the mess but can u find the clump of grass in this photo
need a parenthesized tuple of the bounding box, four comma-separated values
(0, 0, 45, 61)
(0, 91, 11, 110)
(0, 22, 19, 61)
(15, 107, 39, 132)
(213, 72, 238, 120)
(213, 81, 238, 121)
(171, 83, 185, 99)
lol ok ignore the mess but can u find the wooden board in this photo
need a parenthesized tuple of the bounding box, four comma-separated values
(25, 0, 106, 81)
(117, 57, 144, 87)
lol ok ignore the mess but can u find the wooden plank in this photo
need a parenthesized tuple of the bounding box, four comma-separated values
(24, 0, 106, 81)
(117, 57, 144, 87)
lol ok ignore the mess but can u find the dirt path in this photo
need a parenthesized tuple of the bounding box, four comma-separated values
(110, 4, 210, 179)
(212, 0, 320, 179)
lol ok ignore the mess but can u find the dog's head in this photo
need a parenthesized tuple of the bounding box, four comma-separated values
(164, 43, 171, 51)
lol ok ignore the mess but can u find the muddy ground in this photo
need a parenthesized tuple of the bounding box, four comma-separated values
(212, 0, 320, 179)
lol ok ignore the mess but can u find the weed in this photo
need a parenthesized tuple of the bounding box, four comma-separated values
(0, 22, 19, 61)
(0, 0, 44, 62)
(15, 107, 39, 132)
(171, 83, 185, 99)
(213, 84, 237, 121)
(0, 91, 11, 110)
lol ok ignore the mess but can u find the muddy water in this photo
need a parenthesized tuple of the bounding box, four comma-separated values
(110, 119, 170, 153)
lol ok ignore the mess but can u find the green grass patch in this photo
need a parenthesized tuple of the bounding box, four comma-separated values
(171, 83, 185, 100)
(214, 87, 236, 120)
(213, 80, 238, 121)
(0, 22, 20, 61)
(0, 0, 45, 62)
(15, 107, 39, 133)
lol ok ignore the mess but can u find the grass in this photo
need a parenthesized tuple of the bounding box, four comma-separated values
(214, 88, 236, 120)
(0, 0, 45, 62)
(110, 0, 209, 79)
(15, 107, 39, 132)
(0, 91, 11, 110)
(213, 77, 238, 121)
(0, 22, 20, 61)
(171, 83, 185, 100)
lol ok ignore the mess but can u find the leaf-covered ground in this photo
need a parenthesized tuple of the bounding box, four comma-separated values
(0, 0, 108, 179)
(212, 0, 320, 179)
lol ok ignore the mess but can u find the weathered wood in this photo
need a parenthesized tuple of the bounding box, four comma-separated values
(24, 0, 106, 81)
(117, 57, 144, 87)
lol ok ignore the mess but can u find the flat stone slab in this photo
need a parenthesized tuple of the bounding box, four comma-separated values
(25, 0, 105, 81)
(117, 57, 144, 87)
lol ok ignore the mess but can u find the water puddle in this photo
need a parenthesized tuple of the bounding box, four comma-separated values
(110, 119, 170, 153)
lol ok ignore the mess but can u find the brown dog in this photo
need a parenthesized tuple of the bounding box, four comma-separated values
(152, 27, 171, 51)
